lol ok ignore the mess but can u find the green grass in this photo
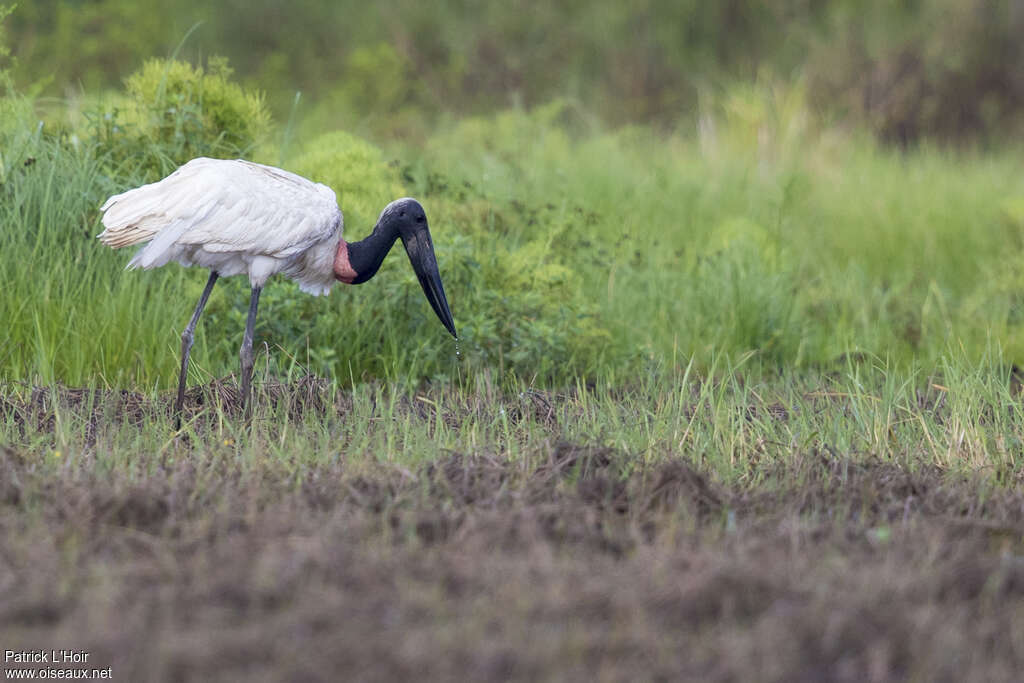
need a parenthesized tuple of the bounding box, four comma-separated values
(7, 105, 1024, 388)
(4, 343, 1022, 484)
(2, 79, 1024, 479)
(413, 112, 1024, 368)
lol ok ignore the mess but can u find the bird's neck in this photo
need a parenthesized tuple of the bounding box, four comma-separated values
(333, 222, 399, 285)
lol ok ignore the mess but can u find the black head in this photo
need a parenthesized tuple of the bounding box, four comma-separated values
(378, 197, 428, 229)
(379, 198, 457, 338)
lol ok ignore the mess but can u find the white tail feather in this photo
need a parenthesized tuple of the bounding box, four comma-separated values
(127, 219, 189, 269)
(98, 179, 190, 251)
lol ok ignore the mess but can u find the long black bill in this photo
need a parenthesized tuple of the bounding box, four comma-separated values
(401, 228, 457, 338)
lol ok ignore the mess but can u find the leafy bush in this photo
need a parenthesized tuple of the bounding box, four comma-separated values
(92, 57, 271, 178)
(288, 131, 406, 228)
(428, 200, 614, 378)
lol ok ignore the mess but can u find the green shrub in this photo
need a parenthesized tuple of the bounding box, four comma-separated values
(92, 57, 271, 179)
(426, 200, 614, 379)
(288, 130, 406, 229)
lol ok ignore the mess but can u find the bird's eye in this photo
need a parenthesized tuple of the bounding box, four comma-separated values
(400, 210, 406, 217)
(416, 214, 425, 223)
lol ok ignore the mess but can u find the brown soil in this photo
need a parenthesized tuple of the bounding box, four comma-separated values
(1, 387, 1023, 681)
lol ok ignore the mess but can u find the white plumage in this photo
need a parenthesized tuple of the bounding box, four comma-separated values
(98, 157, 344, 295)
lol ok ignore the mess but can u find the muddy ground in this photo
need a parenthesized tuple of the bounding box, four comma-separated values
(2, 386, 1024, 681)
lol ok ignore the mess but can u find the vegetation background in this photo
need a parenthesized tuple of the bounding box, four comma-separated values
(3, 0, 1024, 391)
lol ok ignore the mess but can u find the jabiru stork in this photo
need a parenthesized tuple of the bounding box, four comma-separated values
(98, 157, 457, 426)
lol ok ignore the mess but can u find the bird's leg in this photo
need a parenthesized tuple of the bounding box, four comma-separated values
(175, 271, 219, 430)
(240, 285, 262, 421)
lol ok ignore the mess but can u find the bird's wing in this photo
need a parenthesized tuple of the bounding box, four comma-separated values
(100, 158, 342, 259)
